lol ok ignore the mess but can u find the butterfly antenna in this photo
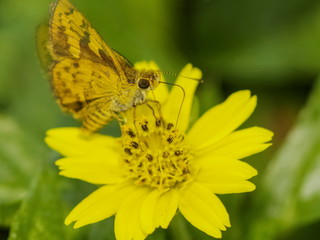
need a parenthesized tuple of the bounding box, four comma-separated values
(159, 70, 204, 83)
(159, 81, 185, 129)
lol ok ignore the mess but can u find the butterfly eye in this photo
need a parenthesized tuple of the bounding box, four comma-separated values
(138, 79, 150, 89)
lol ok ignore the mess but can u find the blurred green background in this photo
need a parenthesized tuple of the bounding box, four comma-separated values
(1, 0, 320, 239)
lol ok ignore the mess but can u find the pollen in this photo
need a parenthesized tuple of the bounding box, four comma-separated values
(120, 118, 193, 191)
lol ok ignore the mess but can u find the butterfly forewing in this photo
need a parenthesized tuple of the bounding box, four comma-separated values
(49, 0, 126, 79)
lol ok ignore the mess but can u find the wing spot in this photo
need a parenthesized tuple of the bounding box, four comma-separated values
(58, 25, 66, 32)
(64, 89, 72, 95)
(80, 20, 89, 29)
(62, 101, 83, 112)
(81, 31, 90, 44)
(65, 8, 74, 16)
(69, 26, 77, 33)
(104, 71, 110, 78)
(73, 62, 80, 68)
(54, 32, 68, 52)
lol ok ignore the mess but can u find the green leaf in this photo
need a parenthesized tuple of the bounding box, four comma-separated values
(247, 76, 320, 240)
(0, 115, 47, 227)
(0, 116, 43, 203)
(8, 166, 67, 240)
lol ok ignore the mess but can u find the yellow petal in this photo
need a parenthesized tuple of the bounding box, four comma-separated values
(199, 127, 273, 159)
(56, 156, 123, 184)
(162, 64, 202, 133)
(188, 90, 257, 150)
(115, 187, 150, 240)
(45, 127, 117, 157)
(65, 182, 136, 228)
(135, 60, 169, 104)
(202, 180, 256, 194)
(179, 182, 230, 238)
(154, 189, 179, 229)
(195, 156, 257, 194)
(135, 60, 160, 71)
(195, 156, 257, 178)
(140, 190, 161, 234)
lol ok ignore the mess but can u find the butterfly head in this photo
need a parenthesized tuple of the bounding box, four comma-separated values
(137, 70, 160, 91)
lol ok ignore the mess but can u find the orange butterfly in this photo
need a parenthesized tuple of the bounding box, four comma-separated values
(37, 0, 161, 132)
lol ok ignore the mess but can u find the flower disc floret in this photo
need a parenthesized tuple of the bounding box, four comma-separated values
(120, 117, 193, 191)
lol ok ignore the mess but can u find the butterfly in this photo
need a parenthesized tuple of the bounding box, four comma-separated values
(37, 0, 161, 132)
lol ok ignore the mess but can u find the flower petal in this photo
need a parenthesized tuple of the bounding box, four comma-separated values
(45, 127, 118, 157)
(188, 90, 257, 150)
(140, 190, 161, 234)
(135, 60, 169, 104)
(203, 180, 256, 194)
(65, 182, 136, 228)
(179, 182, 230, 238)
(198, 127, 273, 159)
(195, 156, 257, 194)
(162, 64, 202, 133)
(154, 189, 179, 229)
(115, 187, 150, 240)
(56, 156, 123, 184)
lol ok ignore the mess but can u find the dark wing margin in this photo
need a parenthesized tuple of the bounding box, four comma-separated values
(111, 48, 134, 67)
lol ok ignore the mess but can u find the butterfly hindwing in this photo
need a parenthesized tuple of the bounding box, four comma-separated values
(36, 24, 53, 71)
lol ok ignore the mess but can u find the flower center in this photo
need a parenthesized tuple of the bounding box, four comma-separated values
(120, 117, 193, 191)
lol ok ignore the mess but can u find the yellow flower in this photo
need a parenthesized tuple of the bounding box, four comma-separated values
(45, 63, 273, 240)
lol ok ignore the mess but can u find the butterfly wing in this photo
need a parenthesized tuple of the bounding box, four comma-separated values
(51, 58, 120, 131)
(47, 0, 137, 131)
(36, 24, 53, 71)
(49, 0, 129, 83)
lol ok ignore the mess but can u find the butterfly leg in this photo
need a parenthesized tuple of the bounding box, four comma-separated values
(111, 111, 125, 125)
(145, 99, 165, 127)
